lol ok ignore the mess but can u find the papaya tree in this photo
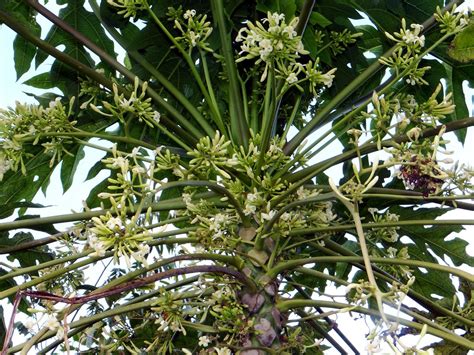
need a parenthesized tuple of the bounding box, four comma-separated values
(0, 0, 473, 353)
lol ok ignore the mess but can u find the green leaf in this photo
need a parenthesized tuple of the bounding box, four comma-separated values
(0, 232, 53, 270)
(35, 0, 115, 97)
(448, 23, 474, 63)
(391, 206, 469, 266)
(60, 144, 86, 193)
(23, 72, 56, 89)
(14, 28, 40, 80)
(0, 152, 55, 218)
(444, 66, 469, 143)
(356, 24, 384, 55)
(0, 202, 49, 220)
(0, 1, 40, 79)
(309, 11, 332, 28)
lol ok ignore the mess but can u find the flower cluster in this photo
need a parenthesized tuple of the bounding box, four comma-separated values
(380, 19, 430, 86)
(91, 77, 161, 127)
(236, 12, 308, 80)
(329, 29, 363, 55)
(169, 7, 213, 51)
(85, 146, 157, 266)
(371, 246, 413, 279)
(398, 155, 446, 196)
(366, 208, 400, 243)
(107, 0, 147, 19)
(88, 211, 151, 266)
(0, 97, 76, 180)
(434, 5, 471, 34)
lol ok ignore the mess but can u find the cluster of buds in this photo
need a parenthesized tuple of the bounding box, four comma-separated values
(107, 0, 147, 19)
(169, 7, 213, 51)
(434, 5, 471, 34)
(380, 18, 430, 86)
(0, 97, 76, 180)
(366, 208, 400, 243)
(91, 77, 161, 128)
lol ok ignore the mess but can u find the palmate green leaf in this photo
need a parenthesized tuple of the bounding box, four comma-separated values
(391, 206, 469, 266)
(406, 244, 456, 299)
(448, 23, 474, 64)
(0, 0, 40, 79)
(34, 0, 115, 97)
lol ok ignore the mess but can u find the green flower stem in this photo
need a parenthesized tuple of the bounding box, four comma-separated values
(279, 95, 302, 145)
(0, 192, 222, 233)
(8, 289, 208, 354)
(88, 0, 216, 137)
(300, 34, 456, 163)
(320, 239, 474, 328)
(288, 218, 474, 236)
(267, 256, 473, 282)
(211, 0, 249, 147)
(278, 118, 474, 201)
(0, 235, 197, 298)
(145, 6, 222, 137)
(283, 0, 463, 155)
(276, 299, 474, 350)
(23, 1, 204, 142)
(0, 9, 115, 93)
(351, 205, 388, 323)
(256, 68, 277, 174)
(250, 76, 260, 132)
(200, 49, 226, 133)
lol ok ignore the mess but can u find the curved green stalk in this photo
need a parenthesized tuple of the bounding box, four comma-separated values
(144, 5, 223, 137)
(199, 49, 226, 133)
(274, 118, 474, 205)
(24, 0, 204, 141)
(267, 255, 473, 282)
(276, 299, 474, 350)
(89, 0, 217, 137)
(211, 0, 249, 146)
